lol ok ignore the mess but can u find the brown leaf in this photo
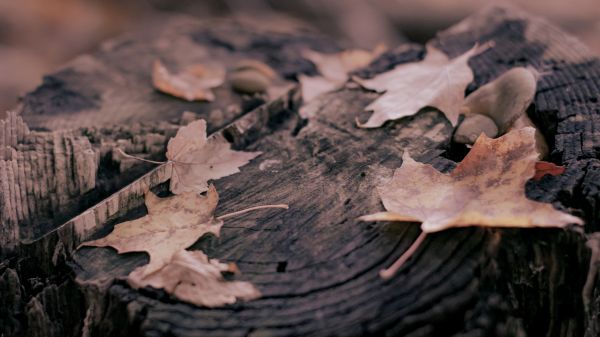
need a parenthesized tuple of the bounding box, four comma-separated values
(303, 45, 386, 83)
(355, 43, 489, 128)
(166, 119, 261, 194)
(81, 185, 222, 278)
(299, 45, 386, 116)
(360, 127, 582, 232)
(128, 250, 260, 308)
(533, 161, 566, 181)
(297, 74, 339, 104)
(152, 60, 225, 101)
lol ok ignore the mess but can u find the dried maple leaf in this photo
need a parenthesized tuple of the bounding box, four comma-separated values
(360, 127, 582, 278)
(166, 119, 261, 194)
(303, 46, 386, 83)
(297, 74, 339, 104)
(152, 60, 225, 101)
(299, 45, 386, 115)
(533, 161, 566, 181)
(128, 250, 261, 307)
(355, 43, 489, 128)
(81, 185, 222, 277)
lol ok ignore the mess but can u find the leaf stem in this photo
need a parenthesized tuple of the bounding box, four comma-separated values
(217, 204, 289, 220)
(115, 147, 246, 166)
(380, 231, 427, 280)
(115, 148, 167, 165)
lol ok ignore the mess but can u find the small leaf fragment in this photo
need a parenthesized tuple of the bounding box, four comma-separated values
(533, 161, 566, 181)
(152, 60, 225, 101)
(166, 119, 261, 194)
(128, 250, 260, 308)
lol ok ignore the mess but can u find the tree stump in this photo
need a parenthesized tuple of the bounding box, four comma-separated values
(1, 5, 599, 337)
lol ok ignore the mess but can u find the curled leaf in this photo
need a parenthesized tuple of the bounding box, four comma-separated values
(128, 250, 260, 308)
(152, 60, 225, 101)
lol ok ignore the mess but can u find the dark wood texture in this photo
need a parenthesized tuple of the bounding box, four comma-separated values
(1, 5, 599, 337)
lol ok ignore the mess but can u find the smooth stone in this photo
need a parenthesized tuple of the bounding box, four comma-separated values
(453, 114, 499, 144)
(231, 69, 271, 94)
(235, 60, 277, 79)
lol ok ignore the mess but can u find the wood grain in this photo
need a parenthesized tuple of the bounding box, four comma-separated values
(1, 6, 599, 337)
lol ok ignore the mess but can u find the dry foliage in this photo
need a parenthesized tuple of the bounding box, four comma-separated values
(81, 185, 223, 278)
(152, 60, 225, 101)
(128, 250, 260, 308)
(355, 43, 488, 128)
(361, 127, 582, 232)
(166, 119, 261, 194)
(360, 127, 582, 278)
(80, 185, 274, 307)
(299, 45, 385, 114)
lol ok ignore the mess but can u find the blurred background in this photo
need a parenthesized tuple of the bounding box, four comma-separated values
(0, 0, 599, 113)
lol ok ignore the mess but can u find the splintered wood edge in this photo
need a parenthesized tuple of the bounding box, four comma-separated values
(20, 86, 300, 270)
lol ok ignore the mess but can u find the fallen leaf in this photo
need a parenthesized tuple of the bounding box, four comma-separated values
(360, 127, 582, 278)
(128, 250, 260, 307)
(303, 46, 386, 83)
(297, 74, 339, 103)
(81, 185, 222, 277)
(299, 45, 386, 116)
(355, 43, 489, 128)
(152, 60, 225, 101)
(166, 119, 261, 194)
(533, 161, 566, 181)
(360, 127, 582, 232)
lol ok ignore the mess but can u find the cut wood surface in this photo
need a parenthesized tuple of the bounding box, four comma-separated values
(1, 5, 600, 337)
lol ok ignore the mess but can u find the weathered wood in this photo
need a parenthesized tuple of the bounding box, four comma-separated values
(0, 111, 97, 254)
(0, 15, 337, 337)
(2, 5, 600, 337)
(0, 16, 335, 256)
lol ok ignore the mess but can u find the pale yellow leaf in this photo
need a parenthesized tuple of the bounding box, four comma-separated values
(360, 127, 583, 233)
(152, 60, 225, 101)
(128, 250, 260, 308)
(303, 45, 386, 83)
(298, 74, 339, 104)
(81, 185, 222, 277)
(299, 45, 386, 114)
(355, 43, 488, 128)
(166, 119, 261, 194)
